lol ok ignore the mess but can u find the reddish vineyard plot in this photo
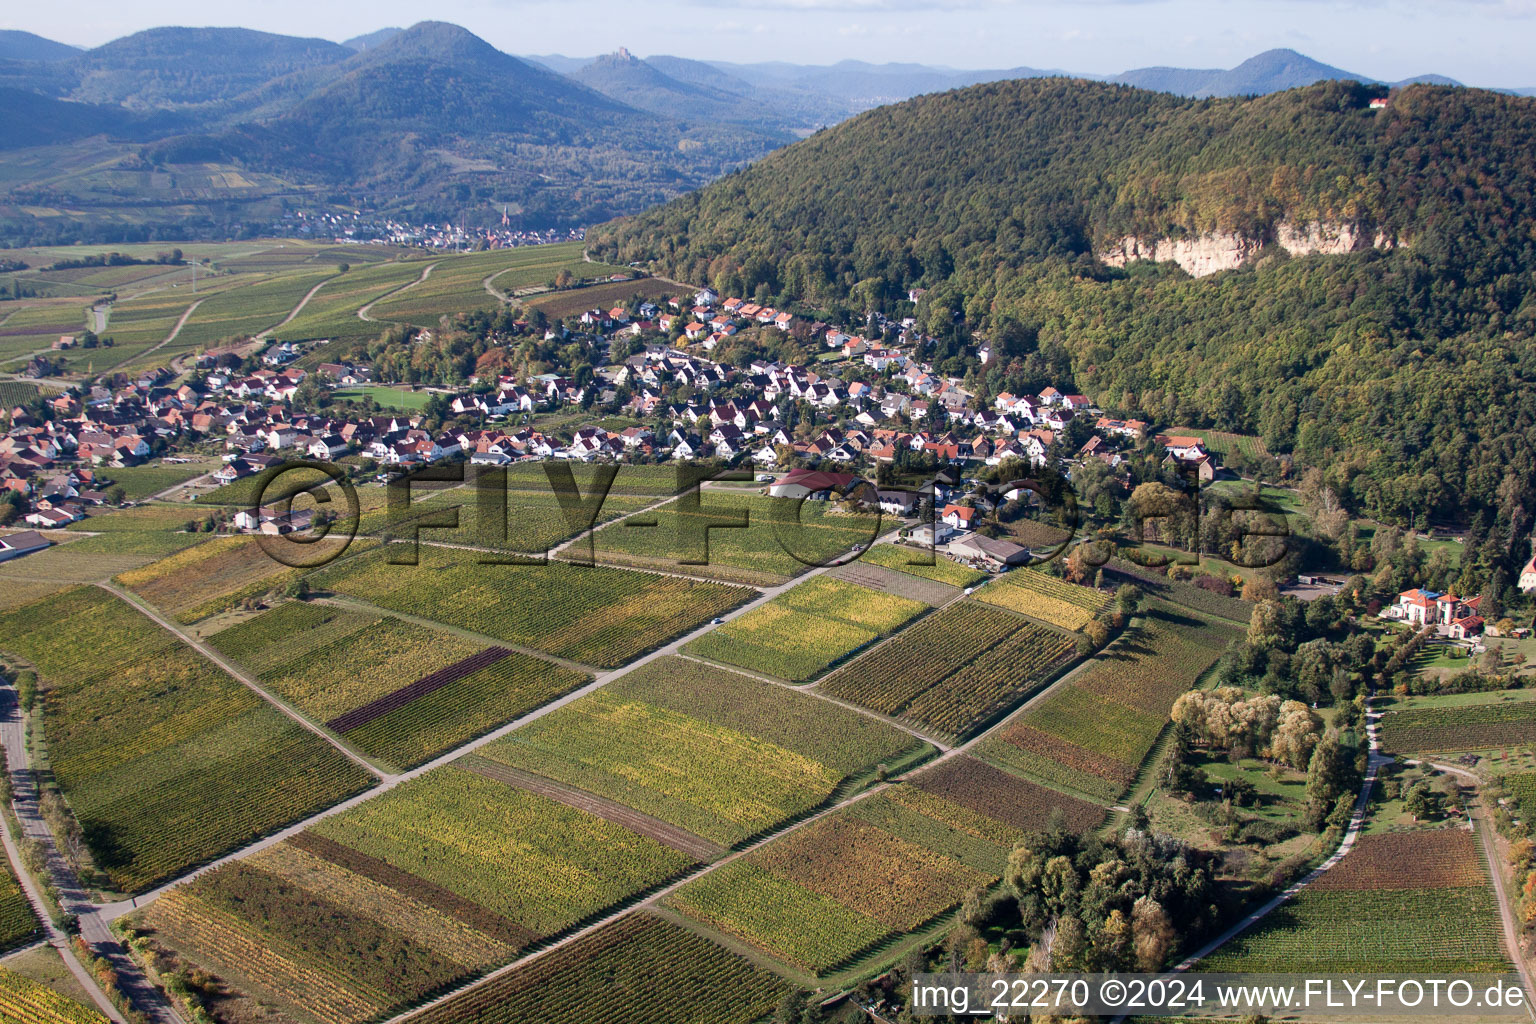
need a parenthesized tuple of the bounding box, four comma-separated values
(667, 780, 1029, 975)
(752, 816, 990, 930)
(1202, 825, 1508, 974)
(1311, 829, 1486, 891)
(910, 756, 1106, 834)
(407, 912, 787, 1024)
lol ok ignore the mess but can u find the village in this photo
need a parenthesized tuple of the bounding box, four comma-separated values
(6, 279, 1523, 640)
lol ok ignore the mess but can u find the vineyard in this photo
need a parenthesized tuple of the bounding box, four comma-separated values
(981, 604, 1233, 802)
(139, 766, 695, 1024)
(1379, 699, 1536, 754)
(604, 657, 922, 776)
(406, 912, 788, 1024)
(0, 587, 373, 891)
(910, 756, 1106, 834)
(275, 259, 435, 343)
(366, 246, 628, 329)
(683, 576, 926, 681)
(311, 768, 691, 934)
(523, 278, 678, 321)
(307, 545, 747, 668)
(669, 799, 1004, 975)
(0, 856, 39, 951)
(1105, 558, 1252, 623)
(338, 652, 588, 768)
(477, 694, 842, 847)
(0, 966, 108, 1024)
(172, 268, 336, 349)
(857, 543, 988, 588)
(818, 601, 1074, 741)
(477, 655, 923, 847)
(1505, 772, 1536, 817)
(973, 569, 1108, 631)
(1202, 829, 1508, 973)
(589, 492, 883, 585)
(90, 462, 214, 501)
(356, 480, 654, 555)
(211, 604, 485, 722)
(116, 537, 304, 622)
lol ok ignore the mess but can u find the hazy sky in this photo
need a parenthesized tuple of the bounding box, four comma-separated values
(6, 0, 1535, 87)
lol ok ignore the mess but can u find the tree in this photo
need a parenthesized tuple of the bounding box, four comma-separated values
(1130, 896, 1175, 970)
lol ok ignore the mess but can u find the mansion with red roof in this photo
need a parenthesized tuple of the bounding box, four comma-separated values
(1390, 588, 1484, 639)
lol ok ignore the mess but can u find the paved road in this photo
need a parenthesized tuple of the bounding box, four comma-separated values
(0, 684, 174, 1023)
(1410, 757, 1536, 1010)
(1170, 707, 1393, 973)
(383, 563, 1115, 1024)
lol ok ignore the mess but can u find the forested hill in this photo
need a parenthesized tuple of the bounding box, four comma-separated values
(590, 78, 1536, 532)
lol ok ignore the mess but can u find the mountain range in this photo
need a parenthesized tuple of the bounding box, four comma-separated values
(0, 21, 1528, 246)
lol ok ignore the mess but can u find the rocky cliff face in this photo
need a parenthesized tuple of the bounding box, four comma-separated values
(1098, 221, 1398, 277)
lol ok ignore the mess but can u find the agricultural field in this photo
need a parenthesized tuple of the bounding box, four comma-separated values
(1106, 558, 1253, 624)
(981, 603, 1238, 802)
(134, 765, 693, 1024)
(275, 259, 433, 343)
(973, 568, 1109, 631)
(1201, 829, 1509, 973)
(356, 473, 656, 556)
(0, 587, 373, 891)
(909, 756, 1106, 834)
(684, 576, 926, 681)
(667, 776, 1042, 976)
(590, 490, 883, 585)
(307, 544, 747, 668)
(818, 600, 1075, 741)
(209, 600, 588, 768)
(98, 284, 241, 367)
(0, 380, 40, 406)
(170, 268, 336, 350)
(93, 460, 218, 501)
(55, 502, 220, 562)
(209, 603, 485, 721)
(66, 503, 217, 534)
(523, 277, 679, 321)
(0, 947, 98, 1013)
(857, 542, 988, 588)
(476, 656, 926, 847)
(0, 849, 39, 951)
(193, 462, 356, 507)
(337, 650, 587, 768)
(1161, 427, 1273, 462)
(0, 966, 107, 1024)
(0, 300, 89, 366)
(366, 246, 626, 328)
(1379, 695, 1536, 754)
(1505, 772, 1536, 817)
(406, 912, 787, 1024)
(116, 536, 306, 623)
